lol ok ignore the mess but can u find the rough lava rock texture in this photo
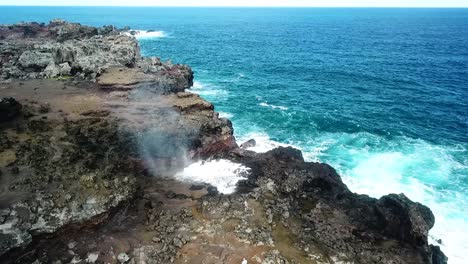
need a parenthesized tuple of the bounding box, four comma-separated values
(0, 20, 447, 264)
(222, 147, 446, 263)
(0, 20, 193, 89)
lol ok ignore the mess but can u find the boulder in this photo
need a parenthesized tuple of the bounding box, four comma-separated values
(58, 62, 71, 76)
(18, 50, 54, 70)
(43, 62, 60, 78)
(376, 193, 435, 246)
(431, 245, 448, 264)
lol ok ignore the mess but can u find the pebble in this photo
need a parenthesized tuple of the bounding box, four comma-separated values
(86, 252, 99, 263)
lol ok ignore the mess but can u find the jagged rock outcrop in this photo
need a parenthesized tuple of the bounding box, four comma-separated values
(221, 147, 446, 263)
(0, 20, 192, 91)
(0, 96, 138, 256)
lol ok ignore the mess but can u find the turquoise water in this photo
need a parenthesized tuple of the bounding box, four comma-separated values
(1, 7, 467, 262)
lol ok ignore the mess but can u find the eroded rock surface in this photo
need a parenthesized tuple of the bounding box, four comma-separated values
(0, 20, 193, 91)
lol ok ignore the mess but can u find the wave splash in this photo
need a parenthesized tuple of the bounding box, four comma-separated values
(240, 129, 467, 263)
(122, 30, 167, 39)
(174, 159, 249, 194)
(238, 132, 295, 153)
(218, 112, 234, 119)
(189, 81, 228, 96)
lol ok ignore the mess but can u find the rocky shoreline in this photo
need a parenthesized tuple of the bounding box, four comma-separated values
(0, 21, 447, 263)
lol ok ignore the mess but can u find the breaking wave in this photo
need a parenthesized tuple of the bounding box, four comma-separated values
(122, 30, 167, 39)
(241, 129, 468, 263)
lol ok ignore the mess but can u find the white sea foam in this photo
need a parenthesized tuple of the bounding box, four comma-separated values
(189, 81, 228, 96)
(192, 81, 204, 89)
(122, 30, 167, 39)
(259, 102, 288, 111)
(174, 159, 249, 194)
(218, 111, 234, 119)
(238, 132, 292, 153)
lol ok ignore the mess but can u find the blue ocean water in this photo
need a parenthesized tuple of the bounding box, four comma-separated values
(1, 6, 467, 262)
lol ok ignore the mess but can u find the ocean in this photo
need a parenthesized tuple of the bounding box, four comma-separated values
(0, 6, 467, 263)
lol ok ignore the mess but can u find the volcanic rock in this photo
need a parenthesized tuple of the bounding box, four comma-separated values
(240, 138, 256, 149)
(0, 97, 21, 122)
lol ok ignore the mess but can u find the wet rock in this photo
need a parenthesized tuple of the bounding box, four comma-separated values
(206, 186, 219, 196)
(240, 139, 256, 149)
(0, 97, 22, 122)
(431, 245, 448, 264)
(376, 193, 435, 246)
(189, 184, 205, 190)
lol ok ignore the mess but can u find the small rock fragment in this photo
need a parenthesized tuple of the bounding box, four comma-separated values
(117, 252, 130, 263)
(86, 252, 99, 263)
(240, 139, 256, 149)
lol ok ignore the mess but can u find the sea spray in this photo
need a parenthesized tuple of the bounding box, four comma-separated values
(188, 81, 229, 96)
(237, 132, 294, 153)
(117, 85, 193, 176)
(175, 159, 249, 194)
(122, 30, 167, 39)
(117, 84, 247, 194)
(237, 129, 468, 263)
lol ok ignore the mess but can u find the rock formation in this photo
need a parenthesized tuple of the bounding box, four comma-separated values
(0, 19, 193, 91)
(0, 21, 446, 263)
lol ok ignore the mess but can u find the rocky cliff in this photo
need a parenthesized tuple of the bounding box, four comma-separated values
(0, 21, 446, 264)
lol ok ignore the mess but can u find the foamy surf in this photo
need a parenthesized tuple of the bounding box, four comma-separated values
(259, 102, 288, 111)
(189, 81, 228, 96)
(192, 81, 204, 89)
(218, 112, 234, 119)
(342, 164, 468, 264)
(174, 159, 249, 194)
(238, 132, 292, 153)
(122, 30, 167, 39)
(300, 132, 468, 264)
